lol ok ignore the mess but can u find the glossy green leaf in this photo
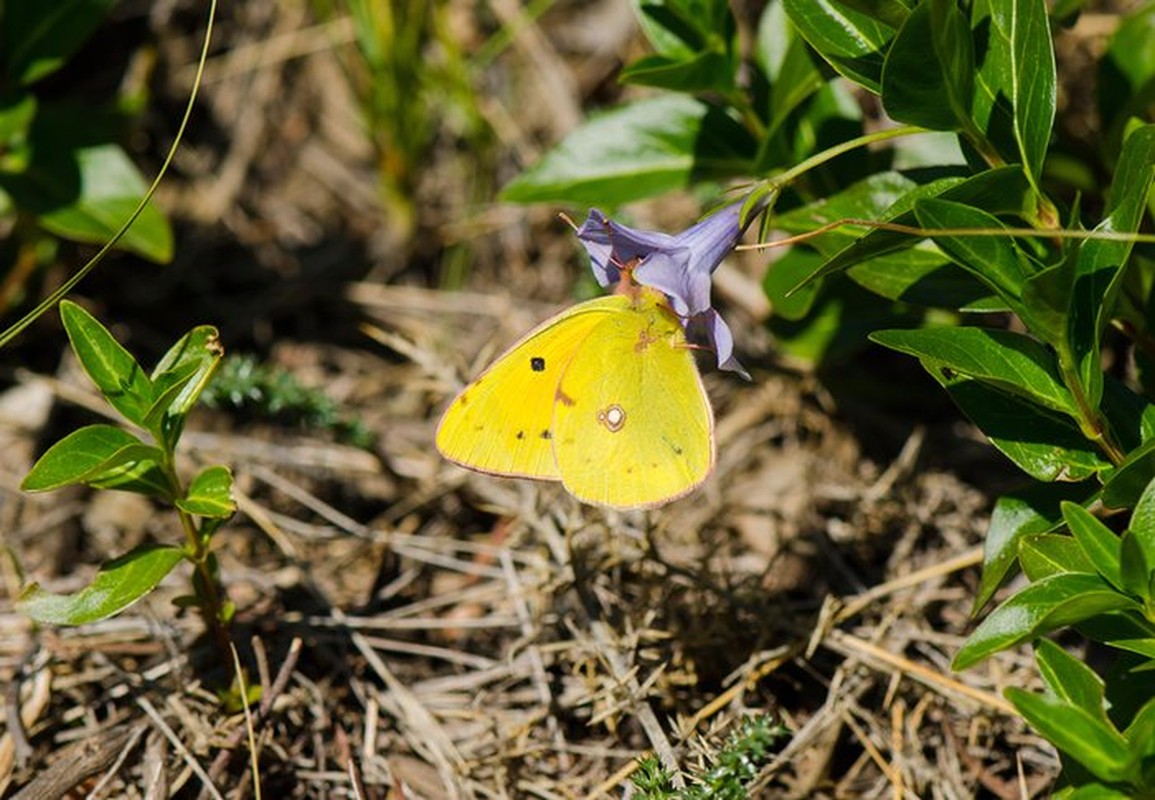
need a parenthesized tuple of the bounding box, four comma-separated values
(84, 454, 171, 498)
(1073, 125, 1155, 409)
(175, 465, 235, 519)
(1019, 533, 1096, 582)
(848, 255, 1002, 310)
(977, 482, 1090, 610)
(1006, 688, 1134, 783)
(773, 172, 998, 308)
(953, 573, 1138, 669)
(756, 5, 826, 142)
(1022, 250, 1076, 347)
(145, 325, 223, 445)
(21, 425, 161, 492)
(793, 166, 1034, 291)
(17, 544, 183, 625)
(0, 105, 173, 262)
(881, 0, 974, 131)
(60, 300, 153, 426)
(1102, 374, 1155, 455)
(1063, 501, 1125, 591)
(0, 94, 37, 151)
(871, 326, 1075, 416)
(37, 144, 171, 262)
(1104, 637, 1155, 661)
(1124, 696, 1155, 758)
(911, 198, 1034, 308)
(1103, 442, 1155, 511)
(1034, 638, 1107, 719)
(763, 247, 824, 321)
(1006, 0, 1056, 186)
(1, 0, 120, 85)
(631, 0, 732, 58)
(970, 0, 1056, 185)
(620, 51, 735, 93)
(500, 96, 755, 205)
(1131, 476, 1155, 552)
(1118, 531, 1151, 602)
(782, 0, 893, 93)
(922, 362, 1110, 482)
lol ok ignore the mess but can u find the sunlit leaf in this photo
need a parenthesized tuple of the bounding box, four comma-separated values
(18, 544, 184, 625)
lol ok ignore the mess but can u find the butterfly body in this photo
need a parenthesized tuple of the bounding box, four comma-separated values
(436, 287, 714, 509)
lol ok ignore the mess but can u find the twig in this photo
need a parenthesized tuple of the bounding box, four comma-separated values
(823, 630, 1014, 715)
(204, 637, 303, 787)
(137, 696, 224, 800)
(11, 725, 136, 800)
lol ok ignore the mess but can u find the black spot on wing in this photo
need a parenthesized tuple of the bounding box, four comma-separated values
(516, 431, 525, 440)
(540, 430, 552, 440)
(530, 356, 546, 372)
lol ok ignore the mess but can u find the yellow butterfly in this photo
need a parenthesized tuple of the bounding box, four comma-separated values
(436, 286, 714, 509)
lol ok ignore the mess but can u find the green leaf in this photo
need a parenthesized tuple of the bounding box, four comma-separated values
(1059, 787, 1138, 800)
(870, 327, 1075, 416)
(763, 247, 824, 321)
(1131, 476, 1155, 553)
(1103, 441, 1155, 511)
(631, 0, 732, 58)
(1, 0, 120, 85)
(881, 0, 975, 131)
(1118, 531, 1152, 602)
(1124, 696, 1155, 759)
(911, 198, 1035, 309)
(1063, 502, 1124, 591)
(1022, 250, 1077, 347)
(792, 166, 1034, 291)
(0, 122, 173, 262)
(17, 544, 184, 625)
(772, 171, 999, 309)
(1006, 0, 1056, 187)
(500, 96, 755, 205)
(756, 5, 826, 142)
(1006, 688, 1134, 784)
(60, 300, 153, 426)
(85, 453, 171, 498)
(0, 93, 37, 152)
(1034, 638, 1107, 719)
(1099, 4, 1155, 152)
(38, 144, 172, 262)
(848, 254, 1002, 311)
(145, 325, 223, 446)
(621, 51, 735, 93)
(977, 482, 1090, 610)
(782, 0, 894, 93)
(922, 362, 1110, 482)
(969, 0, 1057, 186)
(175, 466, 235, 519)
(1072, 125, 1155, 409)
(953, 573, 1139, 669)
(1103, 637, 1155, 661)
(1020, 533, 1097, 582)
(21, 425, 162, 492)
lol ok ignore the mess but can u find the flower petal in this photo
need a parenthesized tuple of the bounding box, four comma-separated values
(575, 209, 678, 288)
(701, 308, 750, 379)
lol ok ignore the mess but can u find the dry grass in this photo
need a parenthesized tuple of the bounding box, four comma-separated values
(0, 1, 1059, 797)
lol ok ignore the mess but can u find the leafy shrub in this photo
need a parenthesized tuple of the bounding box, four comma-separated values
(503, 0, 1155, 794)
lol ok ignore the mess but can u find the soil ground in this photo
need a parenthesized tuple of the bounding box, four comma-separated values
(0, 1, 1075, 797)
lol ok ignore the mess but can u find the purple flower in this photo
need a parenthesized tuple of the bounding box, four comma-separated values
(574, 201, 751, 377)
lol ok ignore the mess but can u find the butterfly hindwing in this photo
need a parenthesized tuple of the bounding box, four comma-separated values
(552, 289, 715, 509)
(436, 295, 631, 480)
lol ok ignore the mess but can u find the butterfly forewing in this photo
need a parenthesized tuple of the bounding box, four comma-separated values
(436, 295, 630, 480)
(552, 290, 715, 509)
